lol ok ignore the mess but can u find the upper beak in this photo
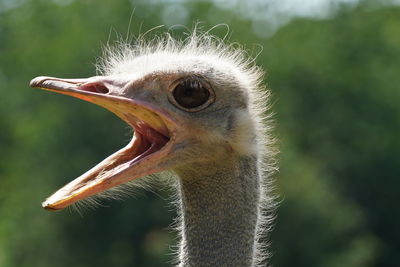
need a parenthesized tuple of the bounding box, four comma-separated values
(30, 76, 178, 210)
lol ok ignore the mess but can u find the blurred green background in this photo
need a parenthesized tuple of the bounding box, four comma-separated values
(1, 0, 399, 266)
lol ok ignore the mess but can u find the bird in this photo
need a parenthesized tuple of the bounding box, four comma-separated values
(30, 31, 277, 267)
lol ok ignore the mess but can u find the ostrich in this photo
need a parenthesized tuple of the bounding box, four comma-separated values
(30, 32, 276, 267)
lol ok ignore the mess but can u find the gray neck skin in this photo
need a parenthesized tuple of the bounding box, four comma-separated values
(176, 156, 260, 267)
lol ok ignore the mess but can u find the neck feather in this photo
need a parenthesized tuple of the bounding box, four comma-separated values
(176, 155, 261, 267)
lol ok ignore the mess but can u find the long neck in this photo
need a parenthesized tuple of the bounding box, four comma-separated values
(176, 155, 261, 267)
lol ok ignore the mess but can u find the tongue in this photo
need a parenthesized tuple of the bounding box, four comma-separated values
(130, 122, 170, 164)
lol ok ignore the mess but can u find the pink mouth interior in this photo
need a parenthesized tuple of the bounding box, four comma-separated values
(94, 119, 170, 181)
(129, 121, 170, 164)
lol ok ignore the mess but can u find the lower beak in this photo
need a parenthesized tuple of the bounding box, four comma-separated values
(30, 76, 177, 210)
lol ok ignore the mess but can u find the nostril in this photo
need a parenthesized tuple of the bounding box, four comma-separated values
(93, 84, 109, 94)
(80, 83, 109, 94)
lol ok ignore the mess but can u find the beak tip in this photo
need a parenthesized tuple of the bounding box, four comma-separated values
(42, 201, 61, 212)
(30, 76, 46, 88)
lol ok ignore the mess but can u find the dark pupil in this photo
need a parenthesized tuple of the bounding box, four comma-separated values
(173, 79, 210, 109)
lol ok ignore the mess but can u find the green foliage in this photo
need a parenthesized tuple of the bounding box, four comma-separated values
(0, 0, 399, 266)
(264, 6, 400, 266)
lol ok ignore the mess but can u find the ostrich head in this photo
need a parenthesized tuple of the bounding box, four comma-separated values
(30, 33, 271, 211)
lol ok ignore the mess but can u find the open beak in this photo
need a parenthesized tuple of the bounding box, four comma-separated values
(30, 76, 178, 211)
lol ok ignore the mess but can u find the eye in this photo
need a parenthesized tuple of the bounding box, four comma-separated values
(168, 76, 215, 112)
